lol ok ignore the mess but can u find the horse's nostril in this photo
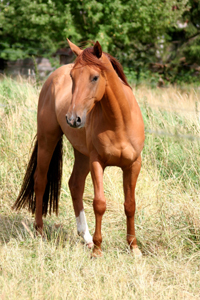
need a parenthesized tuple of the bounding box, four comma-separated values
(76, 116, 81, 125)
(66, 115, 71, 125)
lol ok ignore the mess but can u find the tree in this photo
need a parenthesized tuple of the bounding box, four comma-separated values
(154, 0, 200, 82)
(180, 0, 200, 65)
(0, 0, 76, 60)
(1, 0, 197, 83)
(69, 0, 189, 67)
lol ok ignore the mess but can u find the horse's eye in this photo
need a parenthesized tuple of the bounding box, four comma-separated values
(92, 76, 99, 82)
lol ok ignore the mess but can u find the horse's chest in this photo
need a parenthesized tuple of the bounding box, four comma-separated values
(97, 140, 137, 167)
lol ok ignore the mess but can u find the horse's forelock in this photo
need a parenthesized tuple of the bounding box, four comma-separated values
(73, 47, 106, 71)
(73, 48, 131, 88)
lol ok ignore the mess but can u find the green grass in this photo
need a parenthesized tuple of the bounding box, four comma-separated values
(0, 76, 200, 299)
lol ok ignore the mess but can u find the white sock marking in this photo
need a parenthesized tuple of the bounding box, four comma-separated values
(76, 209, 93, 245)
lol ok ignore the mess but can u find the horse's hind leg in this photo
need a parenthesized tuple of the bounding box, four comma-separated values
(68, 149, 93, 248)
(123, 155, 142, 257)
(34, 133, 62, 234)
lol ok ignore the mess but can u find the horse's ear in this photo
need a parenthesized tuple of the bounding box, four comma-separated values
(67, 38, 83, 56)
(93, 41, 102, 59)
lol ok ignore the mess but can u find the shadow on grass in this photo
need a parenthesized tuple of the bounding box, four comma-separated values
(0, 213, 75, 247)
(0, 212, 163, 257)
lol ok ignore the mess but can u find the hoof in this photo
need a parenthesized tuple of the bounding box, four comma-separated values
(131, 246, 142, 258)
(91, 246, 103, 258)
(34, 222, 44, 238)
(54, 223, 63, 229)
(87, 242, 94, 249)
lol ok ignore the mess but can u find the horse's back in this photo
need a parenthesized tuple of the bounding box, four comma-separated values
(38, 64, 73, 109)
(39, 64, 73, 104)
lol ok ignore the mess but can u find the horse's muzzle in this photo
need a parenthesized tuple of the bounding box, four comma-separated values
(66, 114, 83, 128)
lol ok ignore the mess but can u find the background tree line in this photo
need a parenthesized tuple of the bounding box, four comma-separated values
(0, 0, 200, 83)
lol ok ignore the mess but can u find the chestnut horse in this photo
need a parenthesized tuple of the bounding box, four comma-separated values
(13, 39, 145, 257)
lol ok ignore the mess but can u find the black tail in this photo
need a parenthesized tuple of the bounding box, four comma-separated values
(13, 136, 63, 216)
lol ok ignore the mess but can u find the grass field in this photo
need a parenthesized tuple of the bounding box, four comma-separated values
(0, 76, 200, 299)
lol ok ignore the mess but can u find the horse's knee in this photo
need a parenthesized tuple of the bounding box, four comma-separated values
(124, 202, 135, 218)
(93, 197, 106, 216)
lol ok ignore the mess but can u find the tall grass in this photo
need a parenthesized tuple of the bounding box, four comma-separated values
(0, 76, 200, 299)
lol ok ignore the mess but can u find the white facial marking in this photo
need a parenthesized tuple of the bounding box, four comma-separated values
(70, 112, 75, 119)
(76, 209, 93, 245)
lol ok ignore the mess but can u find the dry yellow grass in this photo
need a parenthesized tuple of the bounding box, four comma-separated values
(0, 77, 200, 299)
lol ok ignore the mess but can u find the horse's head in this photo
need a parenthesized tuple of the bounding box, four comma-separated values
(66, 39, 107, 128)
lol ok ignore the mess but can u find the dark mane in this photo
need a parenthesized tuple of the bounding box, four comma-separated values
(73, 47, 131, 88)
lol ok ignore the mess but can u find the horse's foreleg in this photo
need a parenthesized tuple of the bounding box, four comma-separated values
(123, 156, 142, 257)
(68, 149, 93, 248)
(90, 157, 106, 257)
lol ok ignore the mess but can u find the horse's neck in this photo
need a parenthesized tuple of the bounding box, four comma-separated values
(101, 72, 131, 128)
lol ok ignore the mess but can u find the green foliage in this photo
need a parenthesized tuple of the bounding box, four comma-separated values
(158, 0, 200, 81)
(0, 1, 189, 61)
(0, 0, 76, 59)
(69, 0, 189, 68)
(1, 0, 200, 83)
